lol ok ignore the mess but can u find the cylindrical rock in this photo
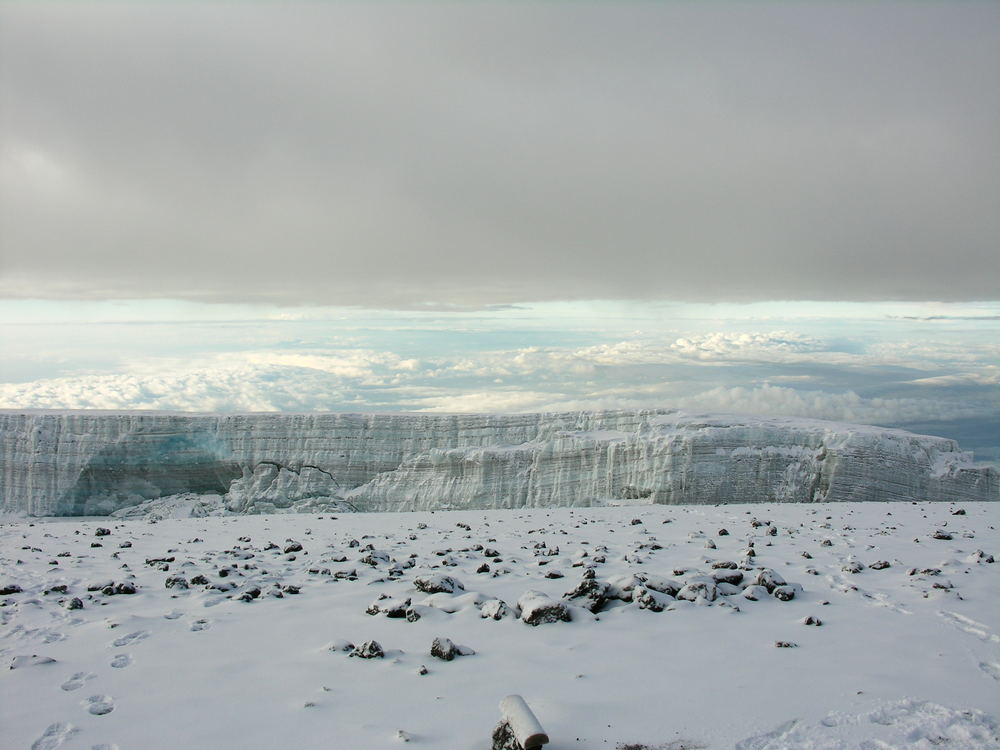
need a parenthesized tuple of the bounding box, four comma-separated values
(499, 695, 549, 749)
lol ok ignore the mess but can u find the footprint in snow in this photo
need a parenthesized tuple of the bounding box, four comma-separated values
(31, 722, 77, 750)
(60, 672, 96, 691)
(83, 695, 115, 716)
(110, 653, 132, 668)
(111, 630, 149, 648)
(190, 618, 210, 632)
(163, 610, 184, 620)
(938, 610, 1000, 644)
(980, 662, 1000, 681)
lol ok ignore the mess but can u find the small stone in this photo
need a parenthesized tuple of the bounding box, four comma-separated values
(95, 528, 111, 537)
(870, 560, 891, 570)
(803, 615, 822, 626)
(718, 528, 729, 536)
(931, 530, 953, 541)
(775, 641, 798, 648)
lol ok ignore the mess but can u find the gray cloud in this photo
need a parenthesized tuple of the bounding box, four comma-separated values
(1, 3, 998, 307)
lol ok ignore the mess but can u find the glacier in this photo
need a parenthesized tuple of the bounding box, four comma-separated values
(0, 409, 995, 516)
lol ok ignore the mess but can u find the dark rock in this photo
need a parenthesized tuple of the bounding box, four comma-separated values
(351, 640, 384, 659)
(0, 585, 22, 595)
(870, 560, 891, 570)
(95, 528, 111, 537)
(803, 615, 822, 626)
(632, 585, 668, 612)
(518, 591, 571, 625)
(190, 574, 210, 586)
(676, 578, 717, 602)
(775, 641, 798, 648)
(477, 563, 491, 574)
(932, 530, 953, 541)
(842, 561, 865, 574)
(413, 575, 464, 594)
(430, 637, 459, 661)
(563, 578, 610, 613)
(165, 576, 189, 589)
(712, 569, 744, 586)
(284, 542, 304, 553)
(481, 599, 510, 620)
(754, 569, 786, 593)
(711, 560, 738, 569)
(66, 597, 84, 610)
(718, 528, 729, 536)
(772, 585, 796, 601)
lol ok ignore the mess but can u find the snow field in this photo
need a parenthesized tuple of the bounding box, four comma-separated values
(1, 501, 998, 749)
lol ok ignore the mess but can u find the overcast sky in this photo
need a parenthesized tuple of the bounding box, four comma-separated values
(1, 2, 998, 307)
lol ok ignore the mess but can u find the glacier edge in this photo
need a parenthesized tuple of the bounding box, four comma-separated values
(0, 409, 996, 516)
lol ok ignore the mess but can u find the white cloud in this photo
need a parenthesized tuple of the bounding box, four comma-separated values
(670, 331, 824, 359)
(0, 365, 353, 413)
(677, 385, 985, 425)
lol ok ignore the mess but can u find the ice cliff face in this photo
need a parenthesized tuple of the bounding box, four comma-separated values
(0, 409, 995, 516)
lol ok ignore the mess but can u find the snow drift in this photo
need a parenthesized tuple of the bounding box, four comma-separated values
(0, 409, 995, 516)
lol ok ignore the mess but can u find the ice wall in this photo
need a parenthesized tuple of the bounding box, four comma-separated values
(0, 409, 995, 516)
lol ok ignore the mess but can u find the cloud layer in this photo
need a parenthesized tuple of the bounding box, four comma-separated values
(1, 4, 998, 306)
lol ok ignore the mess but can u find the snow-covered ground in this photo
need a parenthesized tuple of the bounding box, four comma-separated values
(2, 502, 998, 750)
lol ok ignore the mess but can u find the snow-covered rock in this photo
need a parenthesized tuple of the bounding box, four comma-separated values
(1, 409, 996, 516)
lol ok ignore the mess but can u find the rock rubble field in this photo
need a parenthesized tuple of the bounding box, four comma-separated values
(2, 501, 998, 749)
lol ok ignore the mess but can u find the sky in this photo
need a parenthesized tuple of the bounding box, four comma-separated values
(0, 3, 997, 463)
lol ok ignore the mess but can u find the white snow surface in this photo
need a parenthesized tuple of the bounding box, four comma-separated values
(2, 501, 998, 749)
(1, 409, 996, 516)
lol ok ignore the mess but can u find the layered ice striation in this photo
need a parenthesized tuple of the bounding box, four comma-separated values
(1, 409, 996, 516)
